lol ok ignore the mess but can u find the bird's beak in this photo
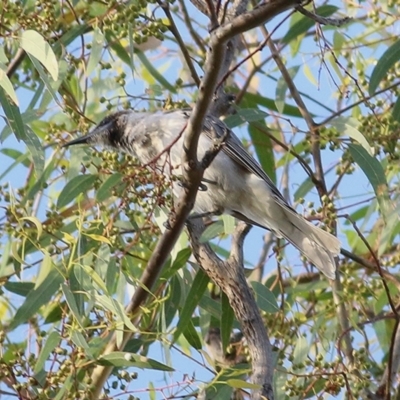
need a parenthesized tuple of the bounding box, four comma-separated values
(62, 125, 105, 148)
(62, 134, 92, 148)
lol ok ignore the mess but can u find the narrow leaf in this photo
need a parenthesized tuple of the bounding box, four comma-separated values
(348, 144, 390, 219)
(61, 284, 85, 329)
(200, 220, 224, 243)
(283, 6, 339, 44)
(20, 30, 59, 80)
(86, 27, 104, 76)
(98, 352, 174, 371)
(275, 66, 299, 113)
(369, 39, 400, 95)
(392, 95, 400, 123)
(251, 281, 279, 313)
(331, 117, 373, 155)
(0, 68, 18, 105)
(0, 87, 27, 141)
(4, 281, 35, 296)
(227, 379, 261, 389)
(96, 173, 123, 202)
(24, 126, 45, 178)
(248, 123, 276, 184)
(220, 292, 234, 351)
(57, 174, 97, 208)
(174, 269, 209, 342)
(34, 331, 61, 373)
(183, 319, 202, 350)
(135, 49, 176, 93)
(10, 268, 64, 329)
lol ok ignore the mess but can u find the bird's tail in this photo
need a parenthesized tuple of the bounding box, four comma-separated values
(275, 207, 341, 279)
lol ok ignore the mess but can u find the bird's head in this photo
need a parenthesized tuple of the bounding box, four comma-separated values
(63, 111, 131, 150)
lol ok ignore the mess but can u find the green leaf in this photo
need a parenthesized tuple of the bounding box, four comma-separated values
(135, 48, 176, 93)
(200, 220, 224, 243)
(70, 331, 91, 353)
(28, 55, 59, 103)
(222, 215, 236, 235)
(105, 31, 132, 65)
(57, 174, 97, 209)
(161, 247, 191, 281)
(224, 108, 268, 128)
(24, 126, 45, 178)
(251, 281, 279, 313)
(98, 352, 174, 371)
(330, 117, 373, 155)
(4, 281, 35, 296)
(248, 123, 276, 184)
(9, 268, 64, 329)
(392, 95, 400, 123)
(61, 283, 85, 329)
(53, 24, 89, 55)
(220, 292, 234, 351)
(241, 92, 305, 118)
(96, 173, 123, 202)
(0, 87, 27, 142)
(86, 27, 104, 76)
(275, 66, 299, 113)
(20, 30, 59, 80)
(182, 319, 202, 349)
(34, 331, 61, 374)
(369, 39, 400, 95)
(294, 176, 314, 201)
(1, 148, 30, 167)
(94, 294, 137, 332)
(293, 335, 309, 366)
(283, 6, 339, 44)
(348, 144, 390, 219)
(226, 379, 261, 389)
(0, 68, 18, 105)
(174, 269, 209, 342)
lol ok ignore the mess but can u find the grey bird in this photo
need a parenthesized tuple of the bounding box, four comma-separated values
(63, 109, 341, 279)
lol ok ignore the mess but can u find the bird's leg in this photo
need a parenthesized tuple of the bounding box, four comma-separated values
(177, 176, 217, 192)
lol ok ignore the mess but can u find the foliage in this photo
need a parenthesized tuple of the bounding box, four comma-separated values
(1, 0, 400, 399)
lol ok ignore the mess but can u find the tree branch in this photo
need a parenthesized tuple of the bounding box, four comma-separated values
(188, 220, 275, 400)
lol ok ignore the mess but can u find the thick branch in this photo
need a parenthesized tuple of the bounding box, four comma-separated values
(188, 220, 274, 400)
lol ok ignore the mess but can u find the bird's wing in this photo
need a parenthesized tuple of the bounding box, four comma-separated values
(202, 115, 289, 206)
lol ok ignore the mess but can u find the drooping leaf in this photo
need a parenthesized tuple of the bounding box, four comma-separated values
(57, 174, 97, 209)
(86, 27, 104, 76)
(135, 48, 176, 93)
(200, 220, 224, 243)
(275, 66, 299, 113)
(34, 331, 61, 374)
(369, 39, 400, 95)
(10, 268, 64, 329)
(0, 87, 27, 142)
(251, 281, 279, 313)
(348, 144, 390, 220)
(96, 172, 123, 202)
(182, 318, 202, 349)
(0, 68, 18, 105)
(330, 117, 373, 155)
(224, 108, 269, 128)
(220, 292, 234, 351)
(174, 269, 209, 342)
(392, 95, 400, 123)
(98, 352, 174, 371)
(283, 6, 339, 44)
(248, 122, 276, 184)
(20, 30, 59, 81)
(61, 283, 85, 329)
